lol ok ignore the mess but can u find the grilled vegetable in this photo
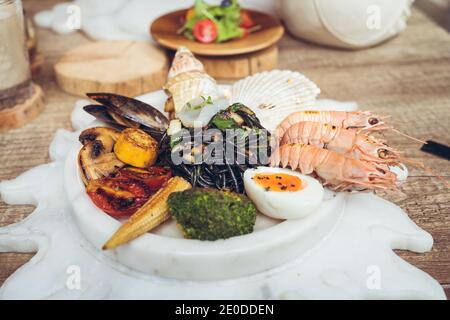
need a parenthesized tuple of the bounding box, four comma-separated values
(168, 188, 256, 241)
(112, 167, 172, 191)
(87, 167, 172, 217)
(211, 103, 265, 130)
(102, 176, 192, 250)
(87, 177, 153, 217)
(79, 127, 120, 147)
(114, 128, 158, 168)
(78, 127, 125, 185)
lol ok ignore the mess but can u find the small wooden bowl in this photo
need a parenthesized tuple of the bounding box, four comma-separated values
(150, 9, 284, 56)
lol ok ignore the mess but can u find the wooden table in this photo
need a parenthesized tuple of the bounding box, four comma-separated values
(1, 0, 449, 298)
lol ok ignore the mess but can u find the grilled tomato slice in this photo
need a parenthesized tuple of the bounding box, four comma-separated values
(113, 167, 172, 191)
(86, 167, 172, 217)
(87, 177, 152, 218)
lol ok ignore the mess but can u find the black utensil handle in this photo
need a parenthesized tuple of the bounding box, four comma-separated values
(421, 140, 450, 161)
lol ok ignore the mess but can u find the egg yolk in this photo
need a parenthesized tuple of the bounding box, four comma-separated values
(253, 173, 302, 192)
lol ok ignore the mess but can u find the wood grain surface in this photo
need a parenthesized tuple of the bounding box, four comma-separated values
(54, 40, 169, 97)
(0, 0, 449, 298)
(198, 45, 278, 79)
(0, 84, 45, 132)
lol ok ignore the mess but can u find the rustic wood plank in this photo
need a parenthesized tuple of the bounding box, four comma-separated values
(0, 253, 34, 286)
(0, 0, 449, 295)
(444, 285, 450, 300)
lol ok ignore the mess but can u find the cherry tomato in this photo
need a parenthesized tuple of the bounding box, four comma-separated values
(87, 178, 152, 218)
(114, 167, 172, 191)
(240, 10, 255, 29)
(193, 19, 218, 43)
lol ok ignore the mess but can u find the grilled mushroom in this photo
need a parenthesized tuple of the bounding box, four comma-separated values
(79, 127, 120, 146)
(78, 127, 125, 185)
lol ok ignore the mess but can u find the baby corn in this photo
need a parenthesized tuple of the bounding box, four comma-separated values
(102, 176, 191, 250)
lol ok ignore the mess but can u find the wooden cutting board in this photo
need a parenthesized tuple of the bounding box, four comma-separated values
(54, 41, 169, 97)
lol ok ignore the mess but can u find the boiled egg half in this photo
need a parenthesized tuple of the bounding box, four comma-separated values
(244, 167, 324, 219)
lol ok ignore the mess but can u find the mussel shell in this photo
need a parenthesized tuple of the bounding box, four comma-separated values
(83, 104, 114, 123)
(83, 104, 165, 140)
(83, 105, 125, 130)
(86, 93, 169, 131)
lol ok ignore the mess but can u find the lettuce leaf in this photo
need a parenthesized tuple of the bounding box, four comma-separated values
(181, 0, 244, 43)
(216, 18, 244, 42)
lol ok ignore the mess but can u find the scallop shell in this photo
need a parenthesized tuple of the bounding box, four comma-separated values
(230, 70, 320, 131)
(168, 46, 205, 80)
(165, 71, 222, 114)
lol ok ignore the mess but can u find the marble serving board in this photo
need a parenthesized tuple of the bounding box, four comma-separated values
(0, 89, 445, 299)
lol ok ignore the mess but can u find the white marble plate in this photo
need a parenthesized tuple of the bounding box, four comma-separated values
(67, 87, 346, 281)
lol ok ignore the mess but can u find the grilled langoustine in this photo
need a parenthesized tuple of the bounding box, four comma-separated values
(279, 121, 401, 165)
(274, 110, 387, 143)
(270, 143, 397, 191)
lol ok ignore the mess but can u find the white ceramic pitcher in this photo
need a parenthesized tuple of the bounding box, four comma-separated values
(278, 0, 415, 49)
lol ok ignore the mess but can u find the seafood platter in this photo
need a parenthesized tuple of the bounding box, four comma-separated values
(0, 47, 445, 299)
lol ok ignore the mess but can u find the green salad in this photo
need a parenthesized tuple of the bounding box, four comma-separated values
(178, 0, 257, 44)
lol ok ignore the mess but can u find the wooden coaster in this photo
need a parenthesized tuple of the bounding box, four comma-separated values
(54, 41, 169, 97)
(0, 83, 45, 132)
(196, 45, 278, 80)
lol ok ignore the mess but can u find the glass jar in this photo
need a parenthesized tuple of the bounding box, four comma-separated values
(0, 0, 32, 109)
